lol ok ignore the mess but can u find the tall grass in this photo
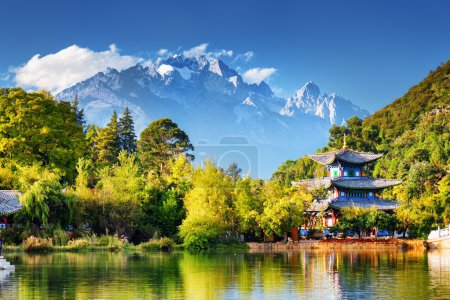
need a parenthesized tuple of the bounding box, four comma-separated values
(52, 229, 69, 246)
(140, 237, 174, 252)
(23, 236, 53, 252)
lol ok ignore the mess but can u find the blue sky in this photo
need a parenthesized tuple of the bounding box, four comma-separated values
(1, 0, 450, 112)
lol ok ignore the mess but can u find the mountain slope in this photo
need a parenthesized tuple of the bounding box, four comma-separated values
(363, 61, 450, 140)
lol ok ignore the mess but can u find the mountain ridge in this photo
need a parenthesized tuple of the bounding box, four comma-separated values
(56, 54, 369, 178)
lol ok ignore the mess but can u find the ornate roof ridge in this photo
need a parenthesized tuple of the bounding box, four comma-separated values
(308, 148, 384, 165)
(310, 148, 380, 156)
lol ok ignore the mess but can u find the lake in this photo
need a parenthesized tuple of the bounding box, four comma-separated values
(0, 249, 449, 299)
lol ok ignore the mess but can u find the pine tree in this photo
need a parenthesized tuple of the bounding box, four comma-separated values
(118, 107, 137, 153)
(85, 124, 99, 161)
(95, 111, 120, 164)
(72, 94, 86, 130)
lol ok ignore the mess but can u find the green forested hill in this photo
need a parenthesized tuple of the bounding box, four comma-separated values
(272, 60, 450, 237)
(363, 60, 450, 141)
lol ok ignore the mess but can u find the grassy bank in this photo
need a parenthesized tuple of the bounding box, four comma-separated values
(3, 236, 250, 253)
(3, 235, 179, 253)
(6, 237, 426, 254)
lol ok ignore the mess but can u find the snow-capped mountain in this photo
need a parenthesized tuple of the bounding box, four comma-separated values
(57, 54, 368, 178)
(281, 81, 369, 124)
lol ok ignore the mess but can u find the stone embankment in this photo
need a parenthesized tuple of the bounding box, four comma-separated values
(247, 241, 320, 252)
(247, 239, 426, 252)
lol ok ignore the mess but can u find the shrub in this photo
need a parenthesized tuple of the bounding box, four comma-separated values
(96, 235, 125, 250)
(23, 236, 53, 251)
(140, 237, 174, 252)
(52, 229, 69, 246)
(66, 238, 90, 250)
(179, 218, 224, 250)
(1, 228, 24, 245)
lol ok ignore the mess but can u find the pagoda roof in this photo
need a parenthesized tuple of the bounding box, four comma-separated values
(331, 178, 403, 189)
(0, 190, 22, 215)
(308, 148, 383, 165)
(292, 178, 332, 190)
(305, 199, 333, 212)
(305, 198, 399, 212)
(329, 199, 399, 211)
(293, 178, 402, 190)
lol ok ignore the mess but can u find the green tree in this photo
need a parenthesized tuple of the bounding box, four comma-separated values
(271, 156, 326, 187)
(118, 107, 137, 153)
(140, 155, 193, 238)
(138, 118, 194, 175)
(20, 174, 75, 228)
(85, 124, 99, 156)
(95, 112, 120, 165)
(0, 88, 85, 183)
(75, 157, 95, 194)
(179, 161, 234, 249)
(94, 151, 144, 238)
(72, 94, 86, 129)
(334, 207, 370, 238)
(259, 182, 310, 237)
(366, 208, 398, 237)
(396, 205, 419, 238)
(225, 162, 242, 183)
(234, 178, 264, 238)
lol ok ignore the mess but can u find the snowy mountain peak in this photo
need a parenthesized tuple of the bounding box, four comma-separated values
(242, 97, 257, 107)
(295, 81, 321, 100)
(281, 82, 369, 124)
(208, 58, 223, 76)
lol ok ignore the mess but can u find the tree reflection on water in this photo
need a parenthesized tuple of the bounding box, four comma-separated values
(0, 249, 447, 299)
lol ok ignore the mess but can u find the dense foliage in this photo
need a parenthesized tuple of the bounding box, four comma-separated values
(0, 88, 85, 182)
(334, 207, 398, 238)
(0, 60, 448, 247)
(0, 89, 311, 248)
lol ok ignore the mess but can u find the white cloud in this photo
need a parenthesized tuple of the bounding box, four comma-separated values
(161, 43, 234, 61)
(14, 44, 142, 94)
(157, 48, 169, 56)
(157, 64, 174, 77)
(232, 51, 254, 64)
(243, 51, 254, 62)
(1, 72, 11, 81)
(212, 49, 233, 58)
(271, 86, 285, 97)
(242, 67, 277, 84)
(183, 43, 209, 58)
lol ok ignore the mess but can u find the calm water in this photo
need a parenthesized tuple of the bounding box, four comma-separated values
(0, 249, 449, 299)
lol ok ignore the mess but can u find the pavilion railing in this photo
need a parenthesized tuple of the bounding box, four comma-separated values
(428, 225, 450, 240)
